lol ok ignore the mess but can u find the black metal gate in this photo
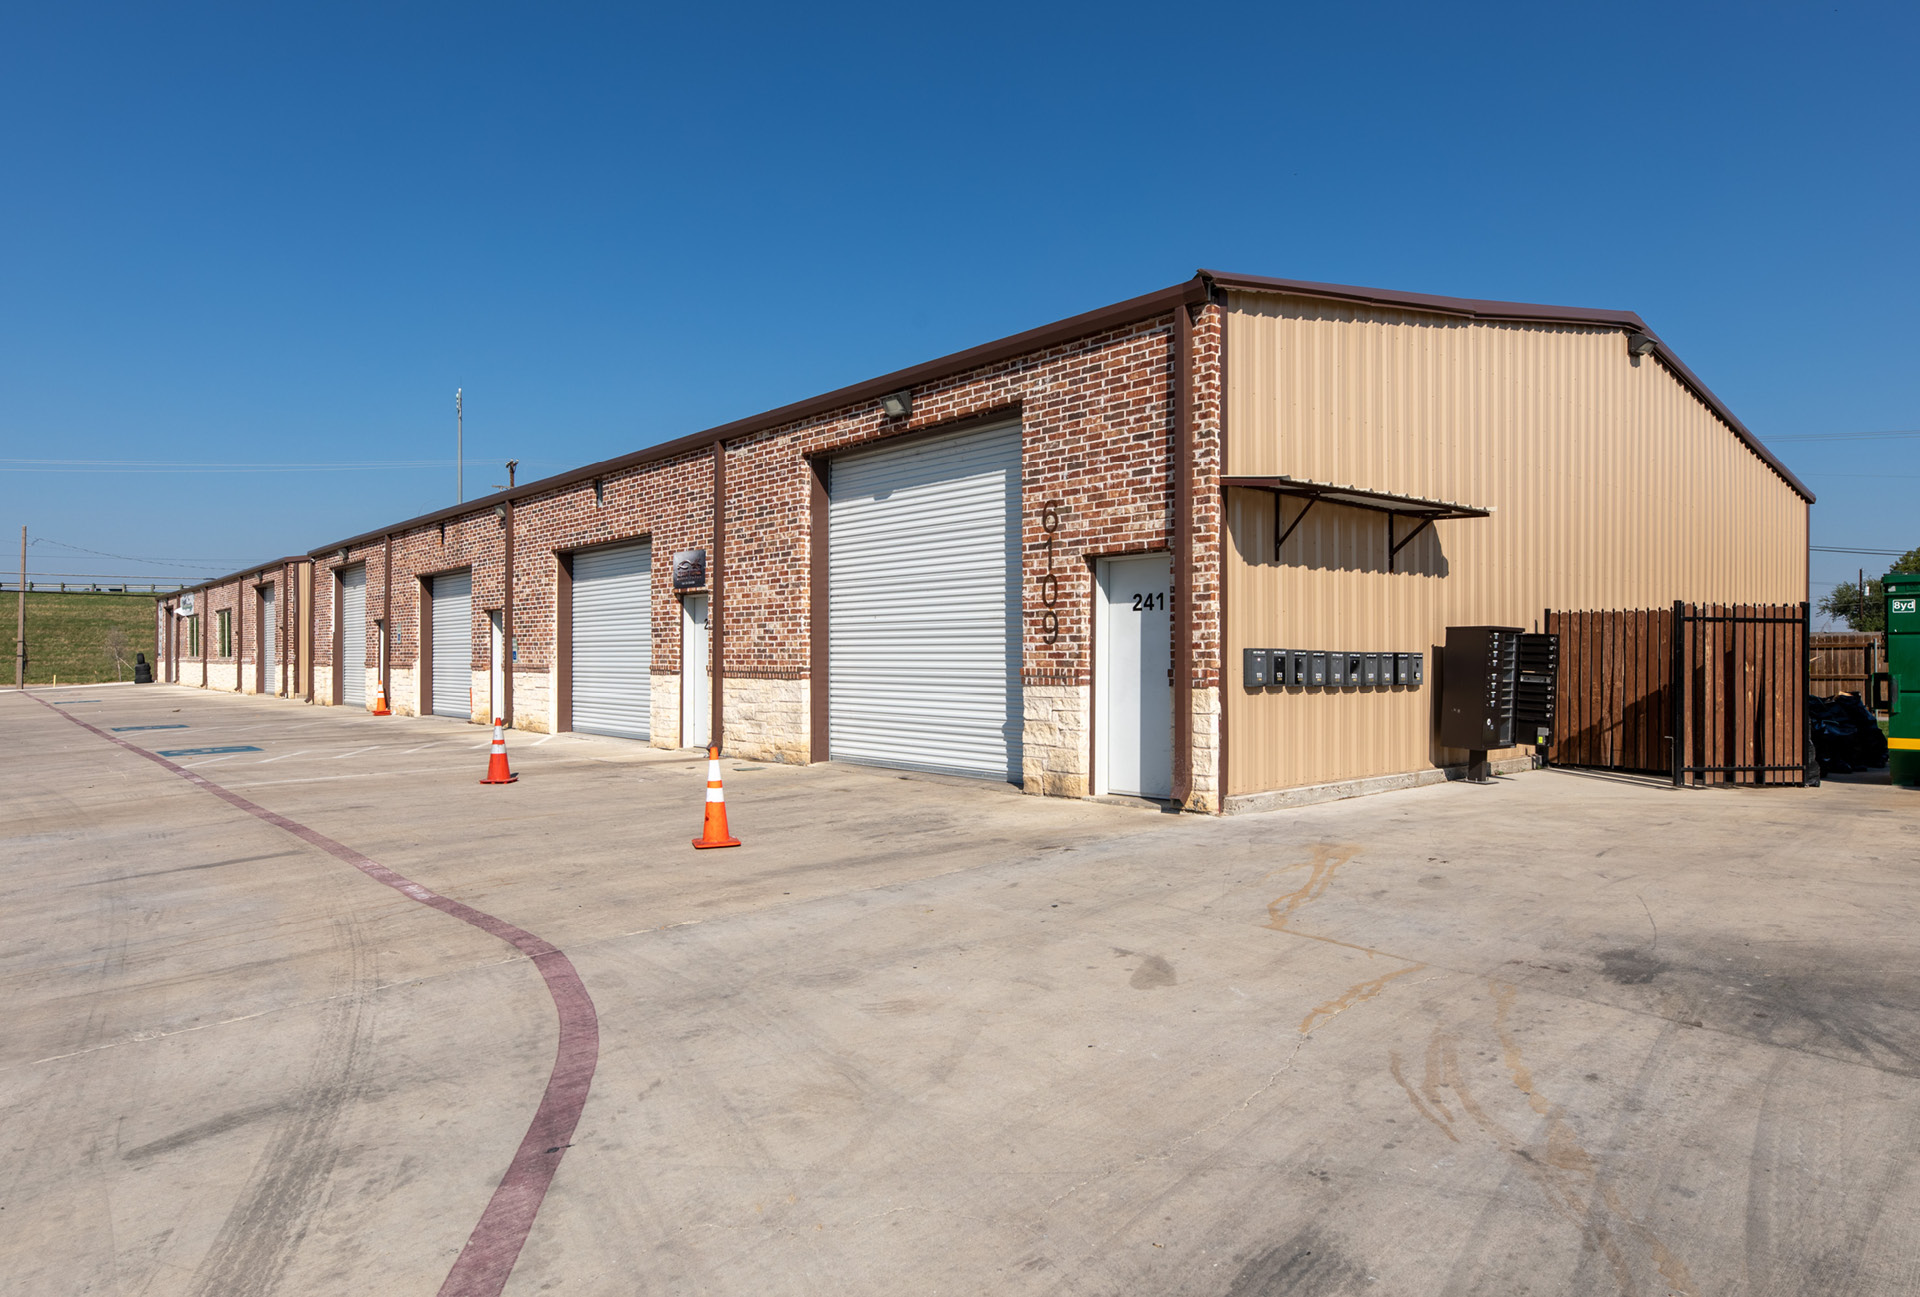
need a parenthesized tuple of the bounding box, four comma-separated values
(1669, 601, 1809, 787)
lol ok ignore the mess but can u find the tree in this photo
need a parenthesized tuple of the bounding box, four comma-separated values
(1819, 546, 1920, 632)
(103, 626, 130, 681)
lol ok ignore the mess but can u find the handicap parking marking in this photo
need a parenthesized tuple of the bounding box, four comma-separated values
(180, 753, 250, 769)
(111, 724, 191, 732)
(155, 745, 265, 758)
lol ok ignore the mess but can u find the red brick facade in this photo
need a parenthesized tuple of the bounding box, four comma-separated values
(159, 293, 1230, 807)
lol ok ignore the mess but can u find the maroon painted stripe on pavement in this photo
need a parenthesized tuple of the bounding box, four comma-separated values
(36, 697, 599, 1297)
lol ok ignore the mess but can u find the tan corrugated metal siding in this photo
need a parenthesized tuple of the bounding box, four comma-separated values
(1224, 291, 1807, 797)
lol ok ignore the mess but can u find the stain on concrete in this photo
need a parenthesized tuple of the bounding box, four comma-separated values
(1300, 964, 1424, 1035)
(1600, 947, 1666, 984)
(1129, 954, 1177, 990)
(1224, 1228, 1367, 1296)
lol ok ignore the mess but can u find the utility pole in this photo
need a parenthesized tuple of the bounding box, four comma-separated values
(457, 388, 465, 503)
(15, 525, 26, 690)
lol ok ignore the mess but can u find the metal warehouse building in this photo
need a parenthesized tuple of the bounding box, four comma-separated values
(156, 270, 1812, 813)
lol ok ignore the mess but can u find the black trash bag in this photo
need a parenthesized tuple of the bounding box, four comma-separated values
(1807, 693, 1888, 774)
(133, 651, 153, 685)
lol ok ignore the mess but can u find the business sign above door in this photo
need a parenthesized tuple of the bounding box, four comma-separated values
(672, 548, 707, 590)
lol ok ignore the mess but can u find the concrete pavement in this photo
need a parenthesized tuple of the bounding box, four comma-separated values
(4, 684, 1918, 1295)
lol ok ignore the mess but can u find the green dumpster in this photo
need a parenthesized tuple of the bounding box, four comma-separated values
(1882, 572, 1920, 786)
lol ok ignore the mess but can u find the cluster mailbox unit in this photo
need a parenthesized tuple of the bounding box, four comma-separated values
(1438, 627, 1559, 765)
(1243, 649, 1423, 690)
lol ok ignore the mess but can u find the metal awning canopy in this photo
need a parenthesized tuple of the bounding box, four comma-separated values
(1221, 475, 1494, 571)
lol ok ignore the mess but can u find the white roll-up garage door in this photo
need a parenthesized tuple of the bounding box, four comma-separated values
(432, 570, 473, 719)
(829, 420, 1022, 781)
(572, 541, 652, 740)
(340, 566, 367, 707)
(260, 587, 277, 693)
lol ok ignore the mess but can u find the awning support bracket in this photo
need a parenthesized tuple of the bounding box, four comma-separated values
(1387, 513, 1435, 573)
(1274, 495, 1317, 560)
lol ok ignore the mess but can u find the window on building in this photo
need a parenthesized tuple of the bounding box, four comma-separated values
(218, 609, 232, 657)
(188, 615, 199, 656)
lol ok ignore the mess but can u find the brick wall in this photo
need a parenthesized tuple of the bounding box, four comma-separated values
(163, 299, 1228, 807)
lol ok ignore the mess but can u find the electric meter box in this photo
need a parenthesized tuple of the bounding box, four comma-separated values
(1242, 648, 1273, 689)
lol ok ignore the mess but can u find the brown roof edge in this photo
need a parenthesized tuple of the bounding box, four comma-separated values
(1203, 269, 1813, 504)
(161, 555, 311, 600)
(308, 276, 1213, 556)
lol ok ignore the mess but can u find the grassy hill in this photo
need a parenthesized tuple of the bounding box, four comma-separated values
(9, 591, 166, 685)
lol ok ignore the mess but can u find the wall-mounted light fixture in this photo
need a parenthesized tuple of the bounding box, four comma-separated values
(336, 549, 348, 564)
(880, 390, 911, 419)
(1626, 332, 1658, 357)
(593, 478, 605, 506)
(494, 503, 508, 522)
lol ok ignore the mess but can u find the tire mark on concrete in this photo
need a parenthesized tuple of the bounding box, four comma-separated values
(185, 911, 376, 1297)
(37, 694, 600, 1297)
(1413, 984, 1698, 1297)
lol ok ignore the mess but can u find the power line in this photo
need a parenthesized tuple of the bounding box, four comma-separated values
(1769, 429, 1920, 442)
(0, 459, 456, 473)
(1810, 546, 1909, 555)
(29, 537, 245, 569)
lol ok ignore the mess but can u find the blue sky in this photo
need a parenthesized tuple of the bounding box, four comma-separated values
(2, 2, 1914, 619)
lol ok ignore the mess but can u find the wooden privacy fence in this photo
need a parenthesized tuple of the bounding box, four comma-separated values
(1545, 602, 1810, 786)
(1809, 632, 1881, 698)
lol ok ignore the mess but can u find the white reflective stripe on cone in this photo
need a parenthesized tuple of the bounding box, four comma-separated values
(706, 787, 725, 802)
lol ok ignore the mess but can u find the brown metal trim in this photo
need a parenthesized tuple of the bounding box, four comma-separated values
(300, 561, 314, 701)
(329, 566, 343, 706)
(1086, 554, 1099, 797)
(380, 535, 393, 707)
(1214, 299, 1230, 810)
(503, 500, 515, 728)
(711, 438, 726, 752)
(417, 574, 434, 717)
(808, 457, 829, 763)
(1204, 269, 1813, 505)
(1170, 304, 1194, 806)
(254, 583, 267, 695)
(554, 552, 573, 732)
(307, 282, 1211, 559)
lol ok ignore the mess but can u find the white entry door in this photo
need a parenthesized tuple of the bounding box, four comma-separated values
(682, 594, 709, 749)
(489, 610, 505, 725)
(1098, 554, 1173, 799)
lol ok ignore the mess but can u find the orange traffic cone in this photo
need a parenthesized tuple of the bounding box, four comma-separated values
(371, 681, 391, 716)
(479, 717, 518, 784)
(691, 745, 741, 849)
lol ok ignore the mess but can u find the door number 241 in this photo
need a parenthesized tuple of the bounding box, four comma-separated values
(1130, 592, 1166, 612)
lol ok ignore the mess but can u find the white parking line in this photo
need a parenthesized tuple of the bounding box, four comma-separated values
(533, 734, 557, 746)
(401, 742, 445, 754)
(333, 746, 382, 759)
(255, 750, 311, 764)
(179, 754, 246, 769)
(224, 764, 480, 788)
